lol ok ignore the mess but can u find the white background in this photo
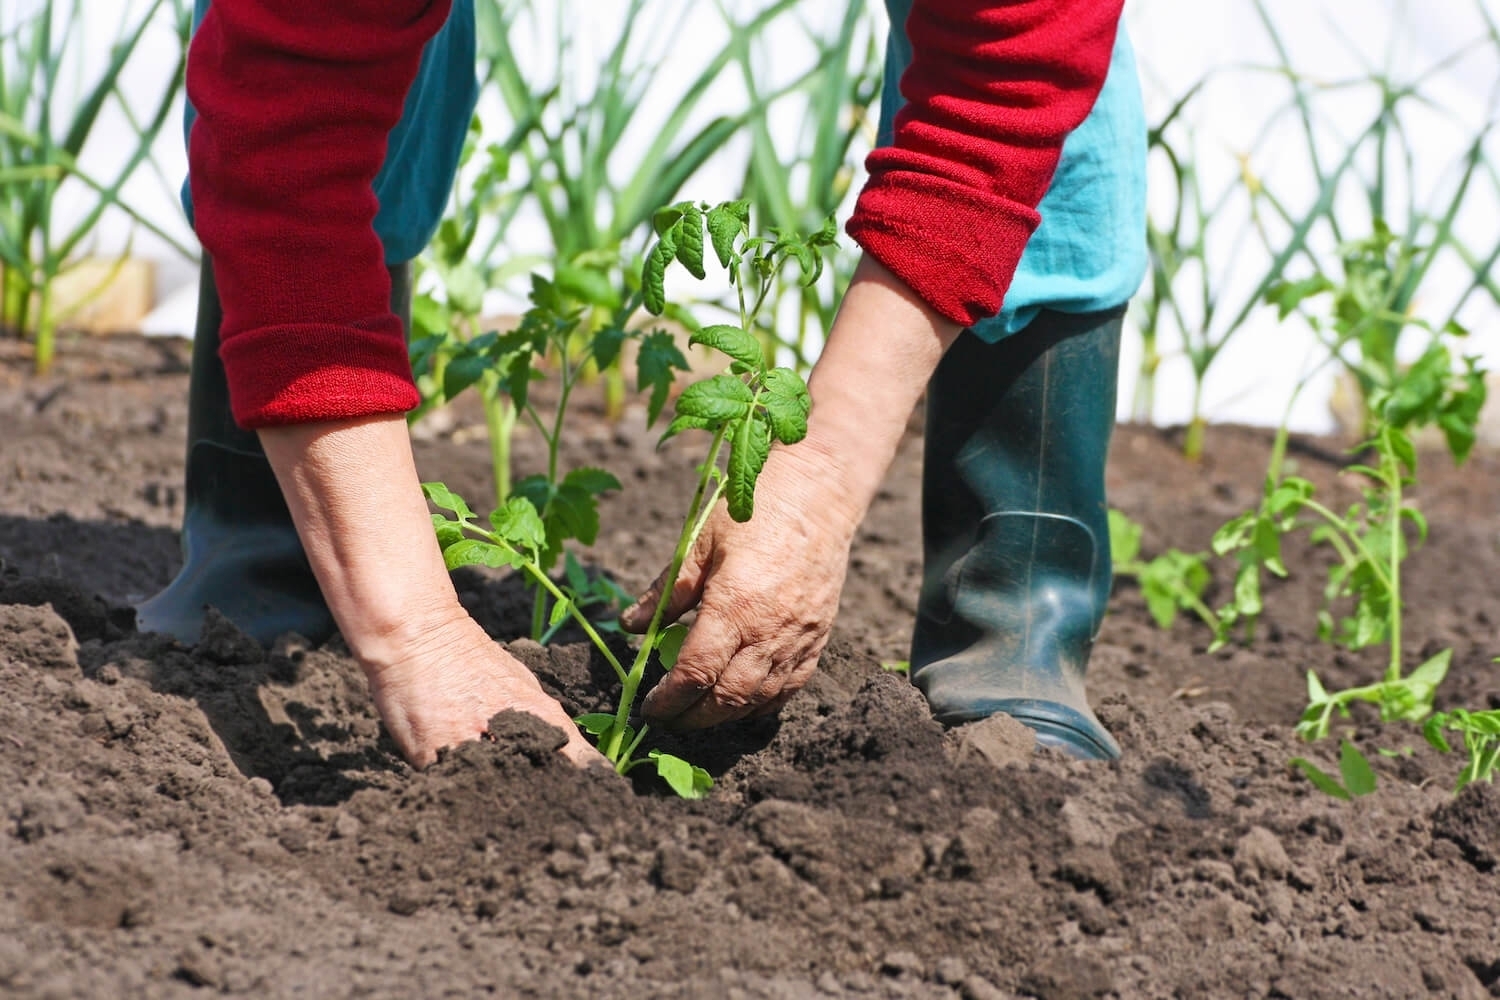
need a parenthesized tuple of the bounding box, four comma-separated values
(10, 0, 1499, 433)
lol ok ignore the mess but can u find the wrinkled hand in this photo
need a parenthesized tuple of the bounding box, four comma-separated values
(621, 444, 859, 728)
(363, 613, 601, 769)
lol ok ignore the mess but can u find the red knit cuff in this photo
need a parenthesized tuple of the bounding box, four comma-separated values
(220, 317, 419, 428)
(847, 170, 1040, 328)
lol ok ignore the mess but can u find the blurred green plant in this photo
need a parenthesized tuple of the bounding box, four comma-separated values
(728, 0, 880, 372)
(1131, 0, 1500, 459)
(0, 0, 194, 373)
(1108, 509, 1215, 632)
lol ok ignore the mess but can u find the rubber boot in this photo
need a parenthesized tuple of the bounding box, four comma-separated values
(911, 308, 1124, 760)
(136, 261, 413, 647)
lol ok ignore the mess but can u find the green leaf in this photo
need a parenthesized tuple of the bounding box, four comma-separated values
(1406, 648, 1452, 692)
(1143, 585, 1179, 630)
(726, 413, 772, 522)
(692, 324, 763, 370)
(1108, 510, 1143, 565)
(549, 596, 572, 628)
(592, 325, 627, 369)
(707, 199, 750, 269)
(637, 330, 690, 426)
(1289, 758, 1351, 800)
(661, 413, 719, 442)
(650, 751, 713, 799)
(1253, 516, 1286, 577)
(548, 483, 603, 548)
(442, 350, 490, 402)
(1338, 741, 1377, 797)
(1212, 513, 1257, 555)
(656, 622, 689, 670)
(760, 368, 811, 444)
(1306, 670, 1329, 705)
(1232, 560, 1263, 616)
(643, 229, 678, 315)
(443, 539, 520, 572)
(676, 374, 755, 423)
(563, 467, 623, 497)
(433, 516, 466, 551)
(553, 262, 621, 310)
(674, 203, 706, 279)
(574, 713, 616, 737)
(489, 496, 547, 552)
(422, 482, 475, 522)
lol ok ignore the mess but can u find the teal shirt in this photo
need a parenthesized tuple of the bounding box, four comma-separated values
(878, 2, 1148, 341)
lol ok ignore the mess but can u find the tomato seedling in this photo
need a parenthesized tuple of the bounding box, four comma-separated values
(423, 200, 830, 797)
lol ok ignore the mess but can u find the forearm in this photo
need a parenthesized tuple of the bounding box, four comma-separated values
(796, 255, 962, 529)
(258, 415, 459, 674)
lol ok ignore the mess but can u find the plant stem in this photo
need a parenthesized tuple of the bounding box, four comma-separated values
(1384, 445, 1403, 682)
(601, 425, 730, 764)
(34, 279, 54, 375)
(484, 386, 516, 508)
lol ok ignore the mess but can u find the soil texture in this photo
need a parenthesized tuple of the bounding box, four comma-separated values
(3, 335, 1499, 999)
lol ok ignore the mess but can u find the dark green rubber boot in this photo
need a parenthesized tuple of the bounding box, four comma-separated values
(135, 261, 413, 647)
(911, 308, 1124, 760)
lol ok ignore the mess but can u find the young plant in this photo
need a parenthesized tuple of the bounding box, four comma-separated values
(1108, 510, 1215, 632)
(0, 0, 195, 372)
(1289, 739, 1378, 800)
(419, 271, 689, 640)
(423, 200, 827, 797)
(1424, 707, 1500, 791)
(1209, 266, 1486, 793)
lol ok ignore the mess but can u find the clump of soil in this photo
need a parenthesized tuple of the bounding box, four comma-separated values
(2, 335, 1498, 999)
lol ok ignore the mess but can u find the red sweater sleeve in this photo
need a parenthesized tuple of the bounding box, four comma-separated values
(846, 0, 1125, 327)
(187, 0, 451, 428)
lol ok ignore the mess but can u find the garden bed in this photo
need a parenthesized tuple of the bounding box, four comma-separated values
(2, 333, 1498, 999)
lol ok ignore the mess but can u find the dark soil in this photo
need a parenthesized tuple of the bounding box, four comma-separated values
(3, 334, 1499, 999)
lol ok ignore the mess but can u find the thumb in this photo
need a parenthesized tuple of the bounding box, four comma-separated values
(619, 522, 715, 633)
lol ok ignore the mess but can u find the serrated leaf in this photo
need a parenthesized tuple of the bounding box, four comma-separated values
(760, 367, 810, 444)
(656, 622, 689, 670)
(726, 413, 772, 522)
(1289, 758, 1351, 799)
(548, 483, 603, 548)
(661, 413, 719, 444)
(422, 482, 475, 522)
(692, 324, 763, 370)
(643, 229, 678, 316)
(443, 539, 519, 572)
(674, 204, 706, 279)
(433, 517, 466, 551)
(650, 751, 713, 799)
(652, 205, 686, 235)
(592, 325, 627, 369)
(489, 496, 547, 552)
(676, 374, 755, 423)
(637, 330, 689, 426)
(563, 467, 623, 497)
(442, 350, 490, 402)
(707, 199, 750, 269)
(1338, 741, 1377, 796)
(574, 713, 616, 737)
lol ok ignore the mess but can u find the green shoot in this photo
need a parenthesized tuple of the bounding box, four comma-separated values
(1290, 740, 1378, 800)
(424, 201, 829, 798)
(1424, 707, 1500, 792)
(1108, 510, 1216, 632)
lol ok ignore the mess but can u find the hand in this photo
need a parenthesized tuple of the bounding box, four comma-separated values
(621, 441, 859, 728)
(364, 610, 601, 769)
(257, 414, 600, 770)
